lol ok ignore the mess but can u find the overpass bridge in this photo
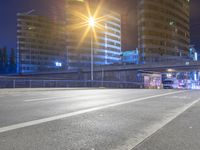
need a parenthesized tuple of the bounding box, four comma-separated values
(1, 61, 200, 80)
(0, 61, 199, 88)
(95, 61, 200, 73)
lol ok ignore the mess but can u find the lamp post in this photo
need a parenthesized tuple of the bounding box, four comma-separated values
(89, 17, 95, 81)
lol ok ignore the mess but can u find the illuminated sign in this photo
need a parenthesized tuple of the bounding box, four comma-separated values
(55, 62, 62, 67)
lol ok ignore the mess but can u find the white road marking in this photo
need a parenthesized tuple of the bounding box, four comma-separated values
(121, 98, 200, 150)
(24, 96, 71, 102)
(0, 91, 184, 134)
(171, 95, 189, 99)
(24, 90, 175, 102)
(25, 94, 107, 102)
(24, 91, 111, 102)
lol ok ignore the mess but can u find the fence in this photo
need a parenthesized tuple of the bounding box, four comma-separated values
(0, 79, 143, 89)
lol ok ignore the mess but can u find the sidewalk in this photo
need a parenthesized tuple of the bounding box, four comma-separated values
(133, 101, 200, 150)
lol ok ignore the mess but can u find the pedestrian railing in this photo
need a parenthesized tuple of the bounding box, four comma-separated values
(0, 79, 143, 89)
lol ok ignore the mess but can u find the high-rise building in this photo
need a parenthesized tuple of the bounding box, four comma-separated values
(120, 0, 138, 51)
(17, 1, 122, 73)
(190, 0, 200, 54)
(17, 13, 67, 73)
(138, 0, 190, 63)
(121, 0, 131, 51)
(65, 0, 121, 68)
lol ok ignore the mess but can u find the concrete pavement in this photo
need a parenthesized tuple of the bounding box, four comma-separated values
(133, 98, 200, 150)
(0, 88, 199, 150)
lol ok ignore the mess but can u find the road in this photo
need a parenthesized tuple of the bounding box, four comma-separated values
(0, 88, 200, 150)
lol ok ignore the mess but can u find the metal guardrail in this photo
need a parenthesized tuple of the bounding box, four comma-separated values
(0, 79, 143, 89)
(100, 60, 200, 71)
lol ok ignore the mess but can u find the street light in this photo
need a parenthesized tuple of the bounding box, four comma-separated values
(88, 16, 95, 81)
(89, 17, 95, 27)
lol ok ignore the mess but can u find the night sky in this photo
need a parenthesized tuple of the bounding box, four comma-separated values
(0, 0, 200, 51)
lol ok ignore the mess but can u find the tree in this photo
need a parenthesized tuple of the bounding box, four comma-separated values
(2, 47, 7, 67)
(10, 48, 16, 72)
(0, 48, 2, 70)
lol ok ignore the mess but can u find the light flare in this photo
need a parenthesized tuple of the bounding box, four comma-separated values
(67, 0, 107, 47)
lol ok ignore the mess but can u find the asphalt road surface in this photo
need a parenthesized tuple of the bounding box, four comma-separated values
(0, 88, 200, 150)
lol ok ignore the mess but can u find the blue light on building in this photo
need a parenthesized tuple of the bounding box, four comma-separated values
(55, 62, 62, 67)
(0, 47, 17, 74)
(121, 49, 139, 64)
(189, 45, 198, 61)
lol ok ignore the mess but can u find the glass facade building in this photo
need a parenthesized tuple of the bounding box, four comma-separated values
(66, 0, 121, 69)
(17, 13, 67, 73)
(17, 1, 121, 73)
(138, 0, 190, 63)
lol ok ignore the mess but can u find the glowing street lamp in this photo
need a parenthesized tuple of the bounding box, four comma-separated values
(69, 1, 106, 81)
(89, 17, 95, 27)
